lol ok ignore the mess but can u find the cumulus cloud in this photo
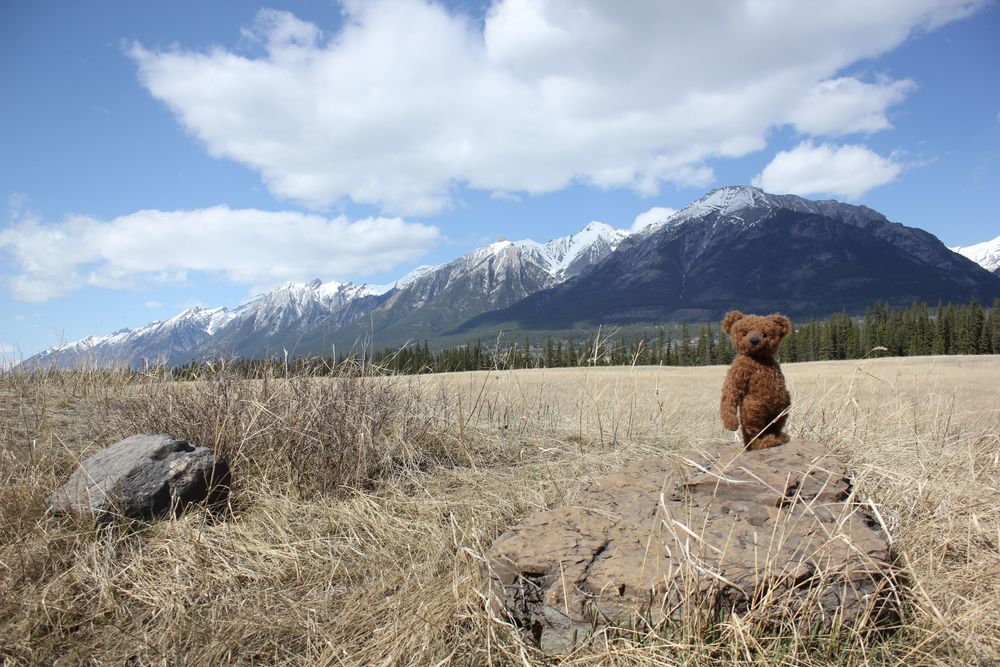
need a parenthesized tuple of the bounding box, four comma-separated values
(752, 141, 903, 199)
(0, 207, 440, 302)
(631, 206, 678, 232)
(786, 77, 916, 135)
(128, 0, 980, 215)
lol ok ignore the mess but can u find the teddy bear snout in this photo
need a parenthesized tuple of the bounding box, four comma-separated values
(749, 335, 760, 346)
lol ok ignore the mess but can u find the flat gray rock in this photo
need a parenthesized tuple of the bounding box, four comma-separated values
(47, 433, 230, 522)
(484, 439, 895, 654)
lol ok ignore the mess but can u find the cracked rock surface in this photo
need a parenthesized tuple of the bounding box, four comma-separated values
(47, 433, 230, 522)
(484, 439, 895, 653)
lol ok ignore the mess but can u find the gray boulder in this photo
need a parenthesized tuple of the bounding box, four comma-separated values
(484, 439, 896, 654)
(47, 434, 230, 522)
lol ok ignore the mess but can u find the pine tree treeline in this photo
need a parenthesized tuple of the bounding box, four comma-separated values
(365, 299, 1000, 374)
(169, 299, 1000, 379)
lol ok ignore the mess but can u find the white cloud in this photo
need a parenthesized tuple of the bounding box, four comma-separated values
(752, 141, 902, 199)
(0, 207, 440, 302)
(128, 0, 980, 215)
(489, 190, 522, 203)
(144, 300, 164, 309)
(631, 206, 678, 232)
(786, 77, 915, 135)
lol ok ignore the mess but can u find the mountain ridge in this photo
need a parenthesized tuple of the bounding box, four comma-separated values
(951, 234, 1000, 275)
(23, 187, 1000, 369)
(27, 221, 631, 367)
(453, 186, 1000, 333)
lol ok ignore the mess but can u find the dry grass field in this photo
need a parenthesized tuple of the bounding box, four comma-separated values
(1, 355, 998, 665)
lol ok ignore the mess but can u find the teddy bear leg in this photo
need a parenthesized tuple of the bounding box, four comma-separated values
(747, 433, 787, 450)
(740, 423, 764, 448)
(742, 413, 788, 450)
(765, 412, 790, 442)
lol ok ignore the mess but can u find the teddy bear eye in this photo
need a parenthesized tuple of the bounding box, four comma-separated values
(742, 331, 747, 336)
(762, 332, 768, 338)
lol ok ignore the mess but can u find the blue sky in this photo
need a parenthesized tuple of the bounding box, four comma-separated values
(2, 0, 999, 360)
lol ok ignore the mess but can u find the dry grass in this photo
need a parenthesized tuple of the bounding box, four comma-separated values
(1, 355, 998, 665)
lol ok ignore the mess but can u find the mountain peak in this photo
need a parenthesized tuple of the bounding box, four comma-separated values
(670, 186, 890, 231)
(30, 187, 997, 371)
(580, 220, 615, 233)
(951, 234, 1000, 274)
(677, 185, 775, 219)
(536, 221, 630, 280)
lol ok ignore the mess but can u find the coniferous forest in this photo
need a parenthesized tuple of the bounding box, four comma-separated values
(172, 299, 1000, 378)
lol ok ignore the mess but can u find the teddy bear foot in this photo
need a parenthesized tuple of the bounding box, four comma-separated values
(745, 433, 789, 450)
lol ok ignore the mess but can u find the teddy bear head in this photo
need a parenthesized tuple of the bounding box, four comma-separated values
(722, 311, 791, 358)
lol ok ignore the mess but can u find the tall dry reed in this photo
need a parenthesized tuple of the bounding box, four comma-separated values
(0, 355, 997, 665)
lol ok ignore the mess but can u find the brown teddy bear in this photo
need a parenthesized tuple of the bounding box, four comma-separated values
(720, 311, 792, 450)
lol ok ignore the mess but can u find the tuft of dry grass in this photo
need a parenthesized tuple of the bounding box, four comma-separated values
(108, 364, 457, 497)
(1, 355, 998, 665)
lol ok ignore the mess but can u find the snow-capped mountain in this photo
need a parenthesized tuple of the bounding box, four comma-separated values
(951, 235, 1000, 275)
(36, 305, 235, 368)
(26, 187, 999, 369)
(291, 222, 631, 350)
(24, 221, 629, 368)
(229, 279, 375, 337)
(517, 222, 631, 280)
(456, 186, 1000, 333)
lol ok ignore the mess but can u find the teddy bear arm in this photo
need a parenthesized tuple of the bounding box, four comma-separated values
(719, 362, 749, 431)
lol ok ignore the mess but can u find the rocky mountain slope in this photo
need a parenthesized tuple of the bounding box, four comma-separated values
(26, 187, 1000, 368)
(454, 187, 1000, 333)
(26, 222, 629, 367)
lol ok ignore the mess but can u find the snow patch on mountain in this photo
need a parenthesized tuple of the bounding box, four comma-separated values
(504, 221, 630, 280)
(368, 264, 441, 294)
(165, 305, 236, 335)
(951, 234, 1000, 274)
(670, 185, 870, 227)
(540, 221, 631, 277)
(445, 221, 630, 284)
(24, 220, 631, 368)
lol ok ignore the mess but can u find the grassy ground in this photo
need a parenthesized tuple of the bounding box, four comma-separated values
(1, 356, 998, 665)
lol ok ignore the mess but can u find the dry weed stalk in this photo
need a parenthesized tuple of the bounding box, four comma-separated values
(0, 355, 997, 665)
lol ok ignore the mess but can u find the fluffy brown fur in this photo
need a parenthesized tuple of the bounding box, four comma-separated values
(720, 311, 792, 450)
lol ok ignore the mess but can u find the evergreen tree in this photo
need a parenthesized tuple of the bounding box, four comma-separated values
(931, 302, 945, 355)
(716, 326, 735, 364)
(818, 321, 835, 360)
(988, 299, 1000, 354)
(694, 325, 710, 365)
(958, 300, 984, 355)
(679, 324, 692, 366)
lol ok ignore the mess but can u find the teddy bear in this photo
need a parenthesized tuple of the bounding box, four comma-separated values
(719, 311, 792, 450)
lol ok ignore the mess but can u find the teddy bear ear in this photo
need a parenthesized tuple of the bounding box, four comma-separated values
(769, 314, 792, 337)
(722, 311, 744, 334)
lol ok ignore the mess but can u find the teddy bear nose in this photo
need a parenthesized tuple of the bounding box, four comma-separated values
(749, 336, 760, 346)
